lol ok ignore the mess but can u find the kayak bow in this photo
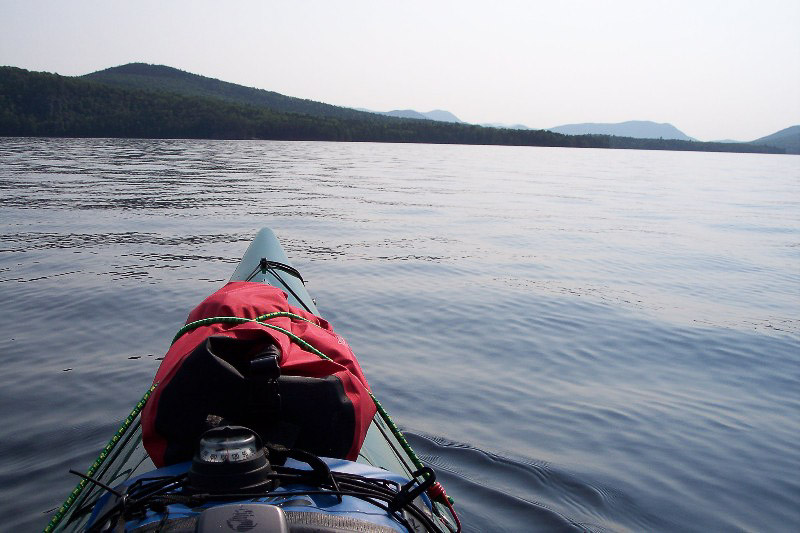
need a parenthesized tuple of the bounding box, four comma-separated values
(45, 228, 458, 533)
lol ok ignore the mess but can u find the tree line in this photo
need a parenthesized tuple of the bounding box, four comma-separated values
(0, 67, 784, 154)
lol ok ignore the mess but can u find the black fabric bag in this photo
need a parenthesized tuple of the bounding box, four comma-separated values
(154, 335, 356, 465)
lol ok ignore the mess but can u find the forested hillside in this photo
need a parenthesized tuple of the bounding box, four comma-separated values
(752, 125, 800, 154)
(82, 63, 377, 121)
(0, 66, 785, 154)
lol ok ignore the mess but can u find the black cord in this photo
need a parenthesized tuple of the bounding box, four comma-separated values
(86, 470, 441, 532)
(243, 262, 262, 282)
(154, 504, 170, 533)
(264, 263, 313, 313)
(245, 258, 306, 285)
(263, 259, 306, 284)
(85, 475, 187, 533)
(243, 258, 313, 313)
(68, 469, 124, 498)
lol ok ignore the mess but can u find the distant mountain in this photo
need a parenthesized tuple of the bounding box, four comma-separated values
(751, 125, 800, 154)
(421, 110, 463, 123)
(549, 120, 694, 141)
(480, 123, 532, 130)
(83, 63, 376, 121)
(0, 64, 785, 154)
(0, 66, 582, 147)
(378, 109, 428, 120)
(370, 109, 463, 123)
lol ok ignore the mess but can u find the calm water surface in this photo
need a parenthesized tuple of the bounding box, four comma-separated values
(0, 138, 798, 531)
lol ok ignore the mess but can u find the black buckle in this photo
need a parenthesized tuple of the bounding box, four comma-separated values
(251, 353, 280, 380)
(387, 467, 436, 514)
(247, 352, 281, 412)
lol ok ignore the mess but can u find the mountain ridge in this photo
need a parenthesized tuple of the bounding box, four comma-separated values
(363, 109, 463, 123)
(0, 63, 787, 155)
(548, 120, 694, 141)
(0, 66, 600, 147)
(752, 125, 800, 154)
(79, 64, 796, 149)
(83, 63, 378, 122)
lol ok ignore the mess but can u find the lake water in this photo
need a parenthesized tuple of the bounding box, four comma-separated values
(0, 138, 798, 532)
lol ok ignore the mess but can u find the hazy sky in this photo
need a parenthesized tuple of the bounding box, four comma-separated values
(2, 0, 798, 141)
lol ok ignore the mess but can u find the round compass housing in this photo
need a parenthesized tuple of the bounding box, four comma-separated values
(187, 426, 276, 494)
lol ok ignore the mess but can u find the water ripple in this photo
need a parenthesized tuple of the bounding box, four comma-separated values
(1, 139, 798, 531)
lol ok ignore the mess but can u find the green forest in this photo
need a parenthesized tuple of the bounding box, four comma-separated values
(0, 66, 784, 154)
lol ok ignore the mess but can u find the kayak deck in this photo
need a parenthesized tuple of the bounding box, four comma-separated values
(46, 228, 449, 532)
(230, 228, 418, 480)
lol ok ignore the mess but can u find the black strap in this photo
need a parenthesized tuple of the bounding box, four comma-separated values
(247, 348, 282, 415)
(388, 467, 436, 514)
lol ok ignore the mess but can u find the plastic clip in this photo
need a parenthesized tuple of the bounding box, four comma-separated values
(388, 466, 436, 514)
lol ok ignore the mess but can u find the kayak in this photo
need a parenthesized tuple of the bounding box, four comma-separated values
(44, 228, 459, 533)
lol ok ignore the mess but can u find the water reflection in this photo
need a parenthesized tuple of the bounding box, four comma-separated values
(0, 138, 798, 531)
